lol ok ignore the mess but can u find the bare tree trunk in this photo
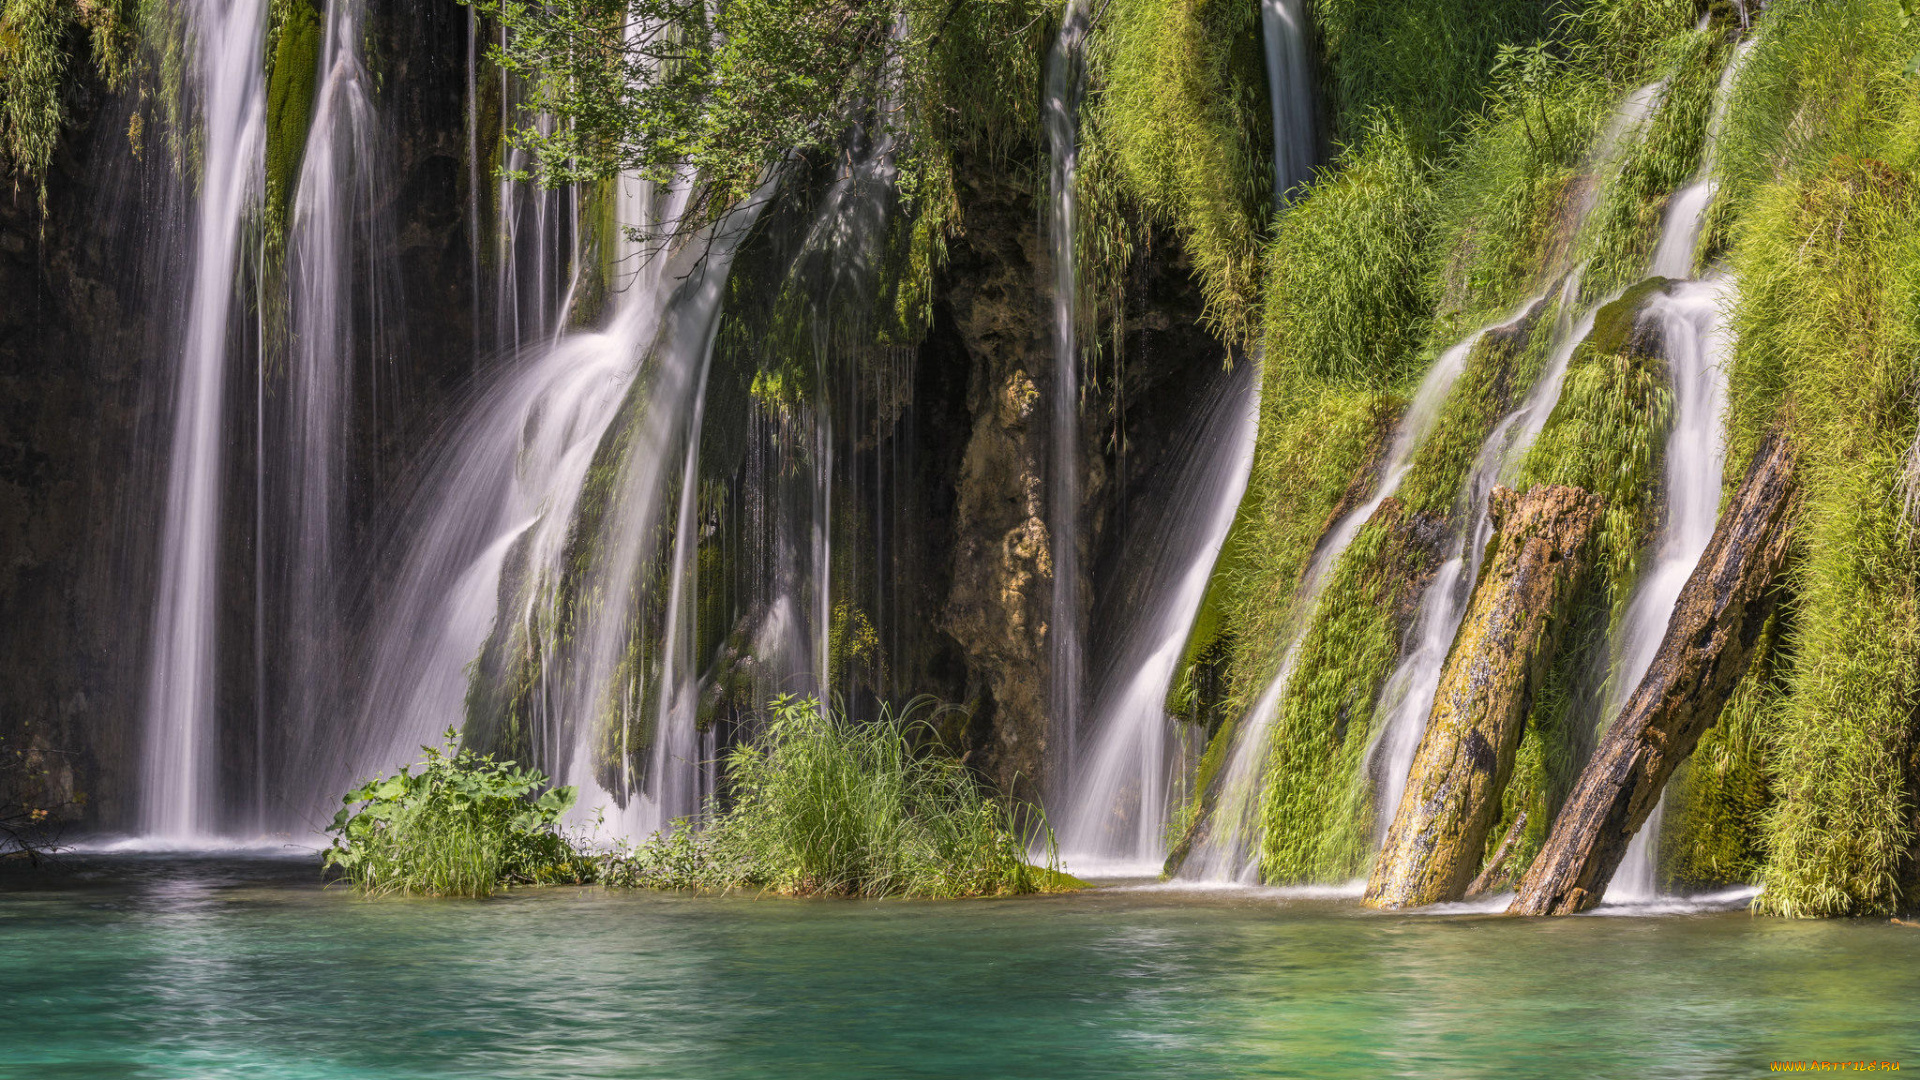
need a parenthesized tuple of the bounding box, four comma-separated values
(1364, 485, 1603, 909)
(1508, 430, 1798, 916)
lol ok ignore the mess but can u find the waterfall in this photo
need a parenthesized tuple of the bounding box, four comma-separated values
(139, 0, 267, 841)
(1178, 311, 1498, 882)
(1359, 76, 1675, 865)
(277, 0, 393, 827)
(1363, 274, 1598, 841)
(1055, 360, 1260, 876)
(492, 41, 576, 352)
(1259, 0, 1315, 202)
(1647, 39, 1756, 281)
(1044, 3, 1089, 788)
(1606, 44, 1751, 900)
(1606, 277, 1730, 901)
(331, 168, 751, 832)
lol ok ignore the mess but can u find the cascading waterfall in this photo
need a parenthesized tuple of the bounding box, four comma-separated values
(1178, 316, 1492, 882)
(1258, 0, 1315, 202)
(492, 46, 577, 353)
(1606, 44, 1750, 900)
(1057, 0, 1312, 874)
(1363, 272, 1598, 841)
(329, 100, 900, 837)
(1044, 1, 1089, 784)
(1359, 77, 1675, 859)
(1055, 360, 1260, 875)
(140, 0, 267, 841)
(1188, 75, 1671, 882)
(1605, 276, 1730, 901)
(329, 168, 739, 831)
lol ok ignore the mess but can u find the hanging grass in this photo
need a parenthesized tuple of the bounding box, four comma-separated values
(1734, 156, 1920, 917)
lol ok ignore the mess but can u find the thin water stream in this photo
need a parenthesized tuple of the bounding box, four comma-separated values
(1055, 361, 1260, 875)
(140, 0, 267, 842)
(1044, 2, 1090, 784)
(1258, 0, 1315, 203)
(1599, 40, 1751, 900)
(1178, 308, 1509, 882)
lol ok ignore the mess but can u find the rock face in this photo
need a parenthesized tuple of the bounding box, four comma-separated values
(1509, 430, 1798, 916)
(1365, 483, 1603, 909)
(935, 157, 1059, 798)
(932, 150, 1226, 799)
(0, 59, 154, 828)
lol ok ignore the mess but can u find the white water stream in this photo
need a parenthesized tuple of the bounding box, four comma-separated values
(140, 0, 267, 841)
(1604, 40, 1751, 901)
(277, 0, 392, 825)
(1055, 361, 1260, 876)
(1178, 308, 1506, 882)
(1259, 0, 1315, 203)
(1359, 73, 1692, 864)
(1044, 3, 1089, 782)
(1185, 74, 1667, 881)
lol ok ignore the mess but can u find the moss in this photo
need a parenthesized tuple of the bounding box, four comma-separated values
(1662, 612, 1781, 890)
(1579, 27, 1725, 300)
(1517, 276, 1673, 622)
(1255, 498, 1450, 882)
(1396, 298, 1551, 514)
(1025, 865, 1091, 892)
(1081, 0, 1271, 341)
(828, 602, 886, 692)
(1736, 154, 1920, 917)
(462, 526, 545, 766)
(264, 0, 321, 244)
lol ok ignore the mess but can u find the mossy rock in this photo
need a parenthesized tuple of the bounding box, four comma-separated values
(265, 0, 321, 240)
(1026, 866, 1092, 893)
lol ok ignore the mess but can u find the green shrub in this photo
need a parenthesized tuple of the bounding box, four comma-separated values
(323, 731, 589, 897)
(607, 696, 1062, 898)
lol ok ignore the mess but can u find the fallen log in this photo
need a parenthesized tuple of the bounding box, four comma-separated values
(1364, 484, 1603, 909)
(1467, 811, 1528, 897)
(1508, 429, 1798, 916)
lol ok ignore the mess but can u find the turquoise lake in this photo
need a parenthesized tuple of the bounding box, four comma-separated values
(2, 855, 1916, 1078)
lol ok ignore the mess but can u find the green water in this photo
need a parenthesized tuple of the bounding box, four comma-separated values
(2, 857, 1915, 1078)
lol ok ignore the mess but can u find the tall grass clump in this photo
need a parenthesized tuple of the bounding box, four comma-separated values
(610, 697, 1061, 898)
(1734, 155, 1920, 917)
(0, 0, 135, 205)
(1313, 0, 1547, 152)
(1695, 0, 1920, 916)
(323, 731, 590, 897)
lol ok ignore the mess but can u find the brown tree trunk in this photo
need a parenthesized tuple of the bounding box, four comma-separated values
(1364, 484, 1603, 909)
(1468, 811, 1529, 897)
(1508, 430, 1799, 916)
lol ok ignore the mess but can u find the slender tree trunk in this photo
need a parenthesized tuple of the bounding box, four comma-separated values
(1508, 430, 1799, 916)
(1468, 811, 1528, 897)
(1364, 484, 1603, 909)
